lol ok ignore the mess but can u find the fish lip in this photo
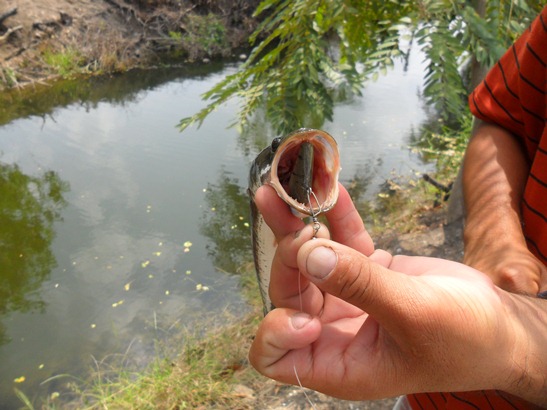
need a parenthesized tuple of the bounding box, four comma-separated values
(269, 128, 340, 216)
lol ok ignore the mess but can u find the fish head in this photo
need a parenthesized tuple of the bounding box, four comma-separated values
(269, 128, 340, 216)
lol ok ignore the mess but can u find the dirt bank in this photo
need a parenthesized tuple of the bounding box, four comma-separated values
(0, 0, 259, 89)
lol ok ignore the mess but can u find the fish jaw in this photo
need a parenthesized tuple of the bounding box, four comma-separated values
(269, 128, 340, 215)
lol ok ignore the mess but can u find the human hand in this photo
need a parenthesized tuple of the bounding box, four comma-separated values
(251, 183, 374, 315)
(463, 238, 547, 296)
(462, 121, 547, 296)
(248, 185, 530, 401)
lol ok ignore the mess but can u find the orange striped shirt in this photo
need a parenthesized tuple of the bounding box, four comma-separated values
(408, 6, 546, 410)
(469, 6, 547, 265)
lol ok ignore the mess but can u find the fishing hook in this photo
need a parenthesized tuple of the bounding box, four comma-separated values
(307, 187, 322, 238)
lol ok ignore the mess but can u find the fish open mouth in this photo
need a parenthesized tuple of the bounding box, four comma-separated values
(269, 129, 340, 216)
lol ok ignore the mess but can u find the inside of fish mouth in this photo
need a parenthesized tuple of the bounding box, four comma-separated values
(276, 142, 325, 207)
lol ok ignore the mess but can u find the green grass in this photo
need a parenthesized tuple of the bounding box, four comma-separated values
(71, 312, 262, 409)
(42, 48, 87, 78)
(32, 265, 265, 409)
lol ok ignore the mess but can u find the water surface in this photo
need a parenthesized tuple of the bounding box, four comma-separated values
(0, 52, 429, 408)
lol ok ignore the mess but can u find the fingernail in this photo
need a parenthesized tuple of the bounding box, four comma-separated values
(538, 290, 547, 299)
(290, 312, 312, 329)
(306, 246, 337, 279)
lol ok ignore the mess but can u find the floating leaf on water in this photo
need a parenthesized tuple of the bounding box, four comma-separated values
(202, 286, 210, 291)
(154, 252, 162, 257)
(124, 282, 131, 291)
(185, 270, 191, 275)
(165, 290, 170, 296)
(14, 376, 25, 383)
(243, 222, 250, 228)
(211, 207, 216, 211)
(148, 274, 154, 279)
(112, 300, 124, 308)
(38, 364, 44, 370)
(184, 248, 190, 253)
(50, 392, 60, 400)
(141, 260, 150, 268)
(378, 193, 390, 198)
(183, 241, 193, 248)
(90, 324, 96, 329)
(239, 216, 244, 220)
(196, 284, 203, 291)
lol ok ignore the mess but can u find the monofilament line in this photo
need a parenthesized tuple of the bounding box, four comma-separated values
(293, 194, 319, 410)
(293, 362, 318, 410)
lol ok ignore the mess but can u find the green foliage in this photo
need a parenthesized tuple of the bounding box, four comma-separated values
(179, 0, 541, 134)
(0, 67, 18, 88)
(181, 13, 228, 59)
(413, 0, 539, 123)
(42, 48, 87, 78)
(413, 113, 474, 178)
(179, 0, 412, 134)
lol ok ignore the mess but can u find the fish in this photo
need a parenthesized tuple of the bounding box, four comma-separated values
(248, 128, 341, 315)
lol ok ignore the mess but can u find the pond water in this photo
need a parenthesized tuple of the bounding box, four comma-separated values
(0, 51, 430, 408)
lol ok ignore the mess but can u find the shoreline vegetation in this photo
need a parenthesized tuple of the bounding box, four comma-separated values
(0, 0, 261, 91)
(3, 1, 469, 408)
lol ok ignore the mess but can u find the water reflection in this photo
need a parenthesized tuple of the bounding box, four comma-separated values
(200, 170, 252, 274)
(0, 162, 68, 345)
(0, 63, 228, 126)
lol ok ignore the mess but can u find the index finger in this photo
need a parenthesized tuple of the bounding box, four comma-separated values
(326, 183, 374, 256)
(254, 185, 305, 240)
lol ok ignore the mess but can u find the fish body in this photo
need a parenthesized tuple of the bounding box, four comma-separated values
(248, 129, 340, 315)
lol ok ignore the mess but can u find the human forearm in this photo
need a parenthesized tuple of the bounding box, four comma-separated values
(462, 121, 545, 293)
(463, 121, 528, 247)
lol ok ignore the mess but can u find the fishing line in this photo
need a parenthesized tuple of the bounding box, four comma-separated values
(293, 274, 318, 410)
(290, 186, 322, 410)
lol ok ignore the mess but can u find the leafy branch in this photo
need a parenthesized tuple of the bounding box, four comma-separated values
(179, 0, 541, 135)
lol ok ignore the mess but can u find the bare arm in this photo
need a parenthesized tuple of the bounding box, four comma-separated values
(462, 120, 546, 294)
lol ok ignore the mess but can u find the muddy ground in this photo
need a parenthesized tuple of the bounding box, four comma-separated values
(0, 0, 259, 88)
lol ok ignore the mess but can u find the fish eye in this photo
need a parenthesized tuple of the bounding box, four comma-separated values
(271, 137, 282, 152)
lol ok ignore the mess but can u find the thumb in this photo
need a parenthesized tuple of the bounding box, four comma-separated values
(297, 239, 414, 324)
